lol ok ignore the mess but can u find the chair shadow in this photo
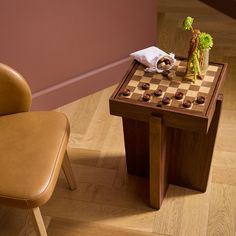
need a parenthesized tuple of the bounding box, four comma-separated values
(42, 148, 209, 232)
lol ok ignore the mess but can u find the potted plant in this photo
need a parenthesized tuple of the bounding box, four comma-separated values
(183, 16, 213, 82)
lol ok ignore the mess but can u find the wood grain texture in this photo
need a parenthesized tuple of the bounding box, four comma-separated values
(149, 116, 168, 209)
(47, 217, 165, 236)
(169, 95, 223, 191)
(31, 208, 47, 236)
(122, 118, 149, 177)
(207, 184, 236, 236)
(62, 152, 77, 191)
(200, 0, 236, 20)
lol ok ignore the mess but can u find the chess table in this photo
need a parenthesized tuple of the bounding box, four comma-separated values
(109, 57, 227, 209)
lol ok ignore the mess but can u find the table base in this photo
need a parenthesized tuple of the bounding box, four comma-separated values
(122, 95, 223, 209)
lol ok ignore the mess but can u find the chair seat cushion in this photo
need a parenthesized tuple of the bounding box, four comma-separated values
(0, 111, 70, 209)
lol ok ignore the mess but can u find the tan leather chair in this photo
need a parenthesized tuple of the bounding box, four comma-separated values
(0, 63, 77, 235)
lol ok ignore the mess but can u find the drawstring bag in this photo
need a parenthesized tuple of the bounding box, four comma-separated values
(130, 46, 176, 73)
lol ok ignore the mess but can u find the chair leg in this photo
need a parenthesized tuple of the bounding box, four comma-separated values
(31, 207, 47, 236)
(62, 151, 77, 190)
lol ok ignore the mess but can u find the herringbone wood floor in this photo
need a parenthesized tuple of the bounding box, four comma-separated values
(1, 1, 236, 235)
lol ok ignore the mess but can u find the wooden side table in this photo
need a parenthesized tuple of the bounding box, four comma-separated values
(109, 58, 227, 209)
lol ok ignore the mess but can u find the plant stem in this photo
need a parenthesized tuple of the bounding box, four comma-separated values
(191, 26, 194, 33)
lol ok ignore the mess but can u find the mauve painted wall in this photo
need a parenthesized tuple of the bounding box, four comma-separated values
(0, 0, 157, 109)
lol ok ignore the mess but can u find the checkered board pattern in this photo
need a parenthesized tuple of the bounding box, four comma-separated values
(118, 60, 220, 114)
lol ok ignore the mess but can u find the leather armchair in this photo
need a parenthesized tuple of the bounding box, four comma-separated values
(0, 63, 76, 235)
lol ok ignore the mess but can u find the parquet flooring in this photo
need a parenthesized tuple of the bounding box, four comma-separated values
(0, 1, 236, 235)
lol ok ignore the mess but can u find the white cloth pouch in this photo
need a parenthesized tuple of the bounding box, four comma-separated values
(130, 46, 176, 73)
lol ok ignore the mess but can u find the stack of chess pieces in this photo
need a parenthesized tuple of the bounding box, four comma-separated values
(156, 57, 176, 79)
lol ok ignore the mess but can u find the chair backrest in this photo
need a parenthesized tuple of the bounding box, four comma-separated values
(0, 63, 32, 116)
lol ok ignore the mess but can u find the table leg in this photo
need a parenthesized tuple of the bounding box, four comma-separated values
(122, 96, 222, 208)
(169, 95, 223, 191)
(149, 116, 169, 209)
(122, 118, 149, 177)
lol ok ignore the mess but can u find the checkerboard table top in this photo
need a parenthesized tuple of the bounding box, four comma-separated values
(115, 59, 222, 116)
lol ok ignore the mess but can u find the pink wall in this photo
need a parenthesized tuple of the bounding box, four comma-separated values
(0, 0, 157, 110)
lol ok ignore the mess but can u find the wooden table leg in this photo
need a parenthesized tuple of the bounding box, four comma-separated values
(168, 95, 223, 191)
(122, 118, 149, 177)
(149, 116, 169, 209)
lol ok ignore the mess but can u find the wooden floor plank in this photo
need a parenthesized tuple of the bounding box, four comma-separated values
(67, 147, 101, 167)
(207, 184, 236, 236)
(212, 165, 236, 186)
(153, 185, 185, 236)
(97, 116, 125, 170)
(42, 197, 156, 232)
(47, 217, 166, 236)
(178, 187, 210, 236)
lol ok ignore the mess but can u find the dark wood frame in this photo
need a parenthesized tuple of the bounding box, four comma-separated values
(200, 0, 236, 20)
